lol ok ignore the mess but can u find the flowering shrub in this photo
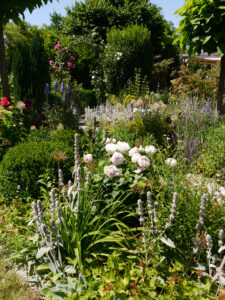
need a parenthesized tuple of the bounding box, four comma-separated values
(49, 41, 76, 82)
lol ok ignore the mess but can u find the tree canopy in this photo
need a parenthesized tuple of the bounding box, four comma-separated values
(0, 0, 53, 24)
(60, 0, 177, 57)
(175, 0, 225, 113)
(175, 0, 225, 56)
(0, 0, 53, 97)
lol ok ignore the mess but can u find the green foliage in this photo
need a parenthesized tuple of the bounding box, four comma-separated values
(0, 104, 28, 160)
(176, 0, 225, 56)
(60, 0, 179, 91)
(0, 128, 76, 201)
(12, 30, 50, 107)
(63, 0, 177, 58)
(69, 34, 103, 89)
(197, 121, 225, 178)
(171, 63, 219, 100)
(4, 21, 38, 73)
(102, 24, 152, 94)
(126, 68, 150, 98)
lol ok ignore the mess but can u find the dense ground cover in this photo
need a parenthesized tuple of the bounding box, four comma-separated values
(0, 87, 224, 299)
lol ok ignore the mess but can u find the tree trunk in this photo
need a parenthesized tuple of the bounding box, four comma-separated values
(216, 54, 225, 115)
(0, 17, 10, 98)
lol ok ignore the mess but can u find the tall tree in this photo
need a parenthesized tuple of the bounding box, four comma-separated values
(176, 0, 225, 114)
(0, 0, 53, 98)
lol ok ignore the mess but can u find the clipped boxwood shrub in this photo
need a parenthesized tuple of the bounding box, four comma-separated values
(0, 128, 76, 201)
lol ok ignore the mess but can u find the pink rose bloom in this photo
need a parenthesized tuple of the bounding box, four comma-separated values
(104, 165, 119, 179)
(84, 154, 93, 164)
(131, 153, 142, 164)
(137, 156, 150, 169)
(49, 60, 54, 65)
(67, 62, 73, 67)
(54, 44, 60, 51)
(70, 56, 75, 61)
(110, 152, 124, 166)
(52, 66, 57, 70)
(58, 41, 61, 45)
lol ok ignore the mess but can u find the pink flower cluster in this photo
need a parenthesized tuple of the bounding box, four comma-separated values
(54, 41, 61, 51)
(49, 41, 76, 72)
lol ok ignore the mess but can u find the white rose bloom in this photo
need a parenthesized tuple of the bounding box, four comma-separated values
(110, 152, 124, 165)
(83, 154, 93, 164)
(165, 158, 177, 167)
(131, 153, 142, 164)
(138, 156, 150, 169)
(112, 138, 117, 144)
(139, 146, 144, 151)
(105, 143, 117, 154)
(104, 165, 119, 179)
(145, 145, 157, 155)
(116, 141, 130, 154)
(133, 108, 138, 113)
(129, 147, 139, 157)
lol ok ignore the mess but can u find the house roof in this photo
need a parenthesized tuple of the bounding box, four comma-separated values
(180, 52, 221, 65)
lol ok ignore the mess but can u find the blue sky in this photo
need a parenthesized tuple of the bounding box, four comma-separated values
(24, 0, 185, 28)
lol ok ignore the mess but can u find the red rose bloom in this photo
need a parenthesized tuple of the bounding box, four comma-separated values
(24, 98, 33, 109)
(31, 120, 39, 126)
(1, 97, 11, 108)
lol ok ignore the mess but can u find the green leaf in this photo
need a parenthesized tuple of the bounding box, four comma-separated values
(218, 44, 225, 55)
(203, 36, 211, 45)
(160, 237, 176, 248)
(36, 246, 52, 259)
(64, 265, 77, 274)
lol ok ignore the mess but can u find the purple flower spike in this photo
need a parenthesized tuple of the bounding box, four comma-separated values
(66, 83, 70, 94)
(44, 83, 50, 96)
(193, 138, 199, 145)
(60, 82, 64, 93)
(54, 80, 58, 92)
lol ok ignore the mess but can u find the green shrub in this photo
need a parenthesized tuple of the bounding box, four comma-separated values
(0, 128, 76, 201)
(12, 30, 50, 109)
(103, 24, 153, 94)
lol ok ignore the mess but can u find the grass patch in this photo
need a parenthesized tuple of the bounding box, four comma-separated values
(0, 263, 39, 300)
